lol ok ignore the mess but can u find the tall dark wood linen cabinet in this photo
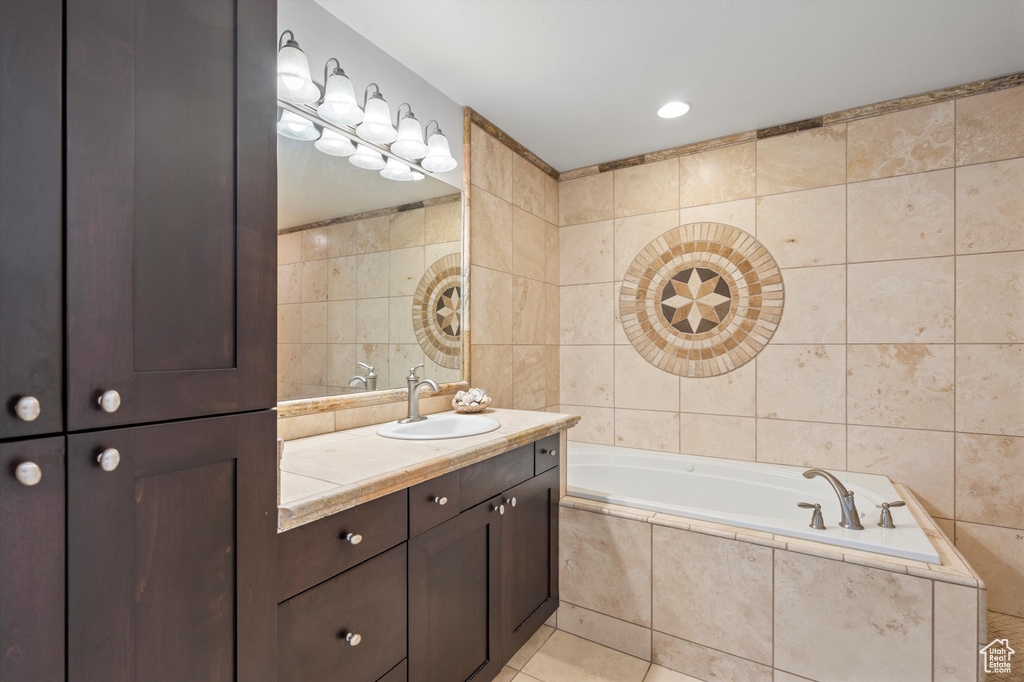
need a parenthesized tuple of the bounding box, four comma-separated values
(0, 0, 278, 680)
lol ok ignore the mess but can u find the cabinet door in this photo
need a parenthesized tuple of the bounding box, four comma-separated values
(67, 411, 276, 682)
(0, 0, 63, 440)
(409, 495, 504, 682)
(64, 0, 276, 431)
(501, 466, 559, 661)
(0, 437, 64, 681)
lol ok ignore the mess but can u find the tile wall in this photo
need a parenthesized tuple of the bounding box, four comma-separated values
(556, 85, 1024, 617)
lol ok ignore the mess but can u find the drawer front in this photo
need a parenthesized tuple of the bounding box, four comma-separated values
(534, 434, 560, 475)
(408, 470, 460, 538)
(459, 444, 534, 511)
(378, 659, 407, 682)
(279, 544, 407, 682)
(278, 492, 407, 602)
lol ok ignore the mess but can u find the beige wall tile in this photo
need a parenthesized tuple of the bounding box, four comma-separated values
(522, 630, 650, 682)
(355, 251, 388, 299)
(471, 187, 513, 273)
(471, 344, 513, 408)
(847, 101, 955, 181)
(679, 412, 756, 461)
(425, 200, 462, 245)
(614, 346, 680, 411)
(556, 602, 651, 661)
(651, 631, 772, 682)
(933, 581, 981, 682)
(387, 297, 415, 345)
(559, 507, 652, 626)
(278, 343, 300, 384)
(678, 142, 756, 208)
(774, 551, 933, 682)
(757, 345, 845, 423)
(956, 251, 1024, 343)
(326, 256, 357, 301)
(471, 123, 512, 201)
(278, 303, 301, 344)
(560, 172, 614, 227)
(471, 266, 514, 344)
(652, 525, 773, 664)
(545, 346, 559, 407)
(847, 344, 954, 430)
(756, 419, 846, 469)
(562, 404, 614, 445)
(955, 86, 1024, 165)
(355, 298, 388, 344)
(545, 221, 559, 285)
(847, 169, 955, 262)
(772, 265, 846, 344)
(956, 521, 1024, 618)
(278, 262, 302, 304)
(847, 257, 955, 343)
(301, 227, 329, 261)
(677, 361, 756, 417)
(388, 246, 424, 297)
(756, 125, 847, 196)
(955, 157, 1024, 254)
(327, 221, 358, 258)
(512, 345, 546, 410)
(389, 208, 425, 249)
(956, 433, 1024, 529)
(512, 207, 547, 281)
(355, 216, 389, 253)
(560, 346, 615, 407)
(559, 284, 614, 345)
(278, 232, 301, 264)
(300, 301, 327, 344)
(956, 344, 1024, 436)
(300, 260, 328, 302)
(545, 283, 559, 345)
(678, 197, 756, 232)
(614, 409, 680, 453)
(388, 344, 425, 388)
(755, 185, 846, 268)
(513, 153, 549, 220)
(513, 276, 546, 345)
(847, 425, 954, 518)
(544, 173, 559, 227)
(614, 210, 680, 282)
(560, 221, 614, 285)
(326, 343, 356, 386)
(614, 158, 679, 218)
(299, 343, 327, 385)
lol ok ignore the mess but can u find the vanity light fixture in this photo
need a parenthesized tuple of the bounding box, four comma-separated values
(317, 58, 364, 126)
(356, 84, 398, 144)
(277, 31, 321, 105)
(420, 121, 458, 173)
(315, 128, 356, 157)
(380, 157, 414, 181)
(349, 143, 387, 170)
(657, 101, 691, 119)
(411, 170, 425, 181)
(390, 103, 429, 160)
(277, 110, 320, 140)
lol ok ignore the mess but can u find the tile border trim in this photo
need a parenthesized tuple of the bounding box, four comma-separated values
(466, 106, 561, 180)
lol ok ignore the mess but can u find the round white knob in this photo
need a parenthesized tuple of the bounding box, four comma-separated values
(14, 396, 41, 422)
(548, 449, 558, 457)
(506, 497, 517, 508)
(433, 496, 448, 506)
(493, 504, 505, 515)
(15, 462, 42, 486)
(97, 448, 120, 472)
(344, 533, 362, 545)
(345, 633, 361, 646)
(98, 390, 121, 413)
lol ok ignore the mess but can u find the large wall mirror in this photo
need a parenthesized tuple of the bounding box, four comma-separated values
(277, 0, 465, 403)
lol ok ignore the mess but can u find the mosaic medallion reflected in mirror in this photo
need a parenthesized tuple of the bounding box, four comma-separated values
(620, 222, 784, 378)
(414, 253, 462, 369)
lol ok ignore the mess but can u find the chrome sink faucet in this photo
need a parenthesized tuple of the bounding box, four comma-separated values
(802, 468, 864, 530)
(348, 361, 378, 391)
(400, 364, 439, 424)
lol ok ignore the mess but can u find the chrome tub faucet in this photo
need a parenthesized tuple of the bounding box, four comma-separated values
(802, 468, 864, 530)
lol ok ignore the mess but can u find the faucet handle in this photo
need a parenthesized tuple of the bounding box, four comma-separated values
(798, 502, 826, 530)
(875, 501, 905, 509)
(876, 500, 905, 529)
(407, 363, 424, 380)
(797, 502, 819, 509)
(357, 361, 377, 376)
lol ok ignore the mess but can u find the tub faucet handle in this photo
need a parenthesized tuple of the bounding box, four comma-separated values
(798, 502, 826, 530)
(875, 501, 905, 529)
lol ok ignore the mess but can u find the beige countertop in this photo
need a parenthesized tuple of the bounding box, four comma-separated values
(278, 408, 580, 532)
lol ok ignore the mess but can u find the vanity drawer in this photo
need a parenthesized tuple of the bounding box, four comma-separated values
(278, 491, 408, 602)
(408, 470, 460, 537)
(278, 544, 407, 682)
(534, 434, 560, 475)
(459, 444, 534, 512)
(378, 659, 407, 682)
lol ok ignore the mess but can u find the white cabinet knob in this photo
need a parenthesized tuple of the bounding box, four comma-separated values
(15, 462, 42, 486)
(433, 496, 447, 506)
(344, 633, 361, 647)
(344, 532, 362, 545)
(493, 504, 505, 515)
(506, 497, 517, 508)
(14, 396, 41, 422)
(97, 448, 120, 472)
(98, 390, 121, 413)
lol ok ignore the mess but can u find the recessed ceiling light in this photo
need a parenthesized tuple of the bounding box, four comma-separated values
(657, 101, 691, 119)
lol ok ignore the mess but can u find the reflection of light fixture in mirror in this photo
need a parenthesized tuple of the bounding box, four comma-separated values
(277, 31, 320, 104)
(411, 170, 425, 181)
(421, 121, 458, 172)
(318, 58, 363, 126)
(356, 84, 397, 144)
(315, 128, 356, 156)
(277, 110, 319, 140)
(349, 143, 386, 170)
(391, 103, 429, 160)
(380, 157, 414, 181)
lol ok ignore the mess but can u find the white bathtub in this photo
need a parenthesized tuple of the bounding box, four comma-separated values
(567, 443, 941, 564)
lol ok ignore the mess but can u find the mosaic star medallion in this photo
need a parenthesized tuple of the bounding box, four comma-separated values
(619, 222, 784, 378)
(413, 253, 462, 369)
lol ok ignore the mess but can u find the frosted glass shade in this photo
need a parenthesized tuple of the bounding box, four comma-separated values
(391, 115, 428, 160)
(380, 157, 414, 181)
(349, 144, 386, 170)
(356, 95, 397, 144)
(421, 130, 457, 172)
(315, 129, 356, 157)
(318, 72, 363, 126)
(277, 43, 320, 104)
(277, 111, 319, 140)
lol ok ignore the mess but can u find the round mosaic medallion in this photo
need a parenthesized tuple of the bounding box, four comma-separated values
(619, 222, 784, 378)
(413, 253, 462, 369)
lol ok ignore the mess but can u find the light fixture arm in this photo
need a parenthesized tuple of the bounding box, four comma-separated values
(363, 83, 382, 107)
(424, 120, 442, 138)
(278, 30, 297, 51)
(395, 103, 414, 126)
(322, 57, 342, 84)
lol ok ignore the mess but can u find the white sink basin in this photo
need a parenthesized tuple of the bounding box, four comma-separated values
(376, 413, 501, 440)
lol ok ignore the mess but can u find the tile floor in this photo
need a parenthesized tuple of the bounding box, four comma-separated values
(497, 610, 1024, 682)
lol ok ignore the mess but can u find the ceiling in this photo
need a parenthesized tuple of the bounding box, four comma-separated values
(314, 0, 1024, 172)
